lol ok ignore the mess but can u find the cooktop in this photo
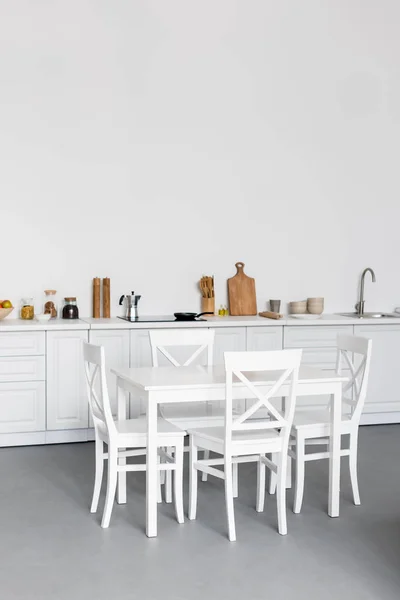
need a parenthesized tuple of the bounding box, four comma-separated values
(118, 316, 206, 323)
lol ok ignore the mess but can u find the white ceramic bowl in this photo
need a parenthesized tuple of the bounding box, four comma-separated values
(35, 313, 52, 323)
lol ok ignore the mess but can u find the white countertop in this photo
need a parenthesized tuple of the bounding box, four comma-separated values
(1, 314, 400, 332)
(0, 318, 90, 332)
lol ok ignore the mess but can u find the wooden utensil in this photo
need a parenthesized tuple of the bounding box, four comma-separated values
(227, 262, 257, 316)
(103, 277, 111, 318)
(93, 277, 100, 318)
(259, 311, 283, 320)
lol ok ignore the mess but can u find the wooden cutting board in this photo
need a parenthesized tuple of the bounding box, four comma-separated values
(228, 262, 257, 316)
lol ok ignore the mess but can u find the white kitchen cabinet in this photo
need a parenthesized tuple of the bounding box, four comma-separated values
(46, 330, 89, 430)
(213, 327, 246, 364)
(0, 332, 45, 357)
(0, 381, 45, 434)
(355, 325, 400, 424)
(0, 356, 45, 383)
(89, 330, 130, 418)
(246, 326, 283, 351)
(284, 325, 353, 410)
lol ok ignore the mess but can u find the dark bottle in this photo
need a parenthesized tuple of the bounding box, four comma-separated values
(62, 297, 79, 319)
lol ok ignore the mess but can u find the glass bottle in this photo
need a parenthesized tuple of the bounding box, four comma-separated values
(44, 290, 58, 319)
(20, 297, 34, 320)
(62, 297, 79, 319)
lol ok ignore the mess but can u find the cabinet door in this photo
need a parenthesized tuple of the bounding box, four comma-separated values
(0, 332, 45, 357)
(213, 327, 246, 364)
(46, 331, 89, 430)
(355, 325, 400, 424)
(0, 356, 45, 383)
(246, 327, 283, 351)
(0, 381, 45, 433)
(89, 330, 130, 418)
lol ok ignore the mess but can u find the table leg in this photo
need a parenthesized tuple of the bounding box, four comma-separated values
(117, 381, 127, 505)
(328, 384, 341, 517)
(146, 392, 158, 537)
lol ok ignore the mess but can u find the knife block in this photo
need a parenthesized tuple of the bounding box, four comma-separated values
(201, 297, 215, 315)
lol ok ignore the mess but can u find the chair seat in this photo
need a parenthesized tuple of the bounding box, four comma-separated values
(188, 426, 282, 452)
(98, 417, 185, 446)
(292, 409, 352, 437)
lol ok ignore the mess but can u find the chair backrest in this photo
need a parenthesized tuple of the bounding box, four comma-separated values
(149, 329, 215, 367)
(83, 342, 116, 438)
(336, 335, 372, 423)
(224, 349, 302, 445)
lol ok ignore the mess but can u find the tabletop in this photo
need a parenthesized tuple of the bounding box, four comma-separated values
(111, 364, 347, 392)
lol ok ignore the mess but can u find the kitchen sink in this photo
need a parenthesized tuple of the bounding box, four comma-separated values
(337, 312, 398, 319)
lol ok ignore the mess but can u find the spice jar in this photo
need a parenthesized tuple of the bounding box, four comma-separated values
(62, 297, 79, 320)
(20, 297, 34, 320)
(44, 289, 58, 319)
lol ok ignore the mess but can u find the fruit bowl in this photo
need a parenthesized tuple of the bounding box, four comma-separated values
(0, 301, 14, 320)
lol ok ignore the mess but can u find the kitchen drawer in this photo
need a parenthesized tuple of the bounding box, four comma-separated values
(0, 332, 45, 357)
(0, 356, 45, 383)
(0, 381, 46, 433)
(284, 326, 352, 348)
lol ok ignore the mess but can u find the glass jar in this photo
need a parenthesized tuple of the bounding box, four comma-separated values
(20, 297, 34, 320)
(62, 297, 79, 320)
(44, 289, 58, 319)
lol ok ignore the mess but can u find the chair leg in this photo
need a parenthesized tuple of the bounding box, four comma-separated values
(268, 453, 277, 495)
(91, 438, 104, 513)
(233, 461, 239, 498)
(201, 449, 209, 482)
(174, 443, 184, 524)
(188, 436, 198, 520)
(256, 455, 266, 512)
(157, 456, 162, 503)
(293, 432, 305, 514)
(276, 451, 288, 536)
(349, 431, 361, 506)
(101, 444, 118, 528)
(224, 456, 236, 541)
(165, 447, 173, 504)
(160, 447, 166, 485)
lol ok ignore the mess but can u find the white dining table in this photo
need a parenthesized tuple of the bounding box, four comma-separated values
(111, 364, 346, 538)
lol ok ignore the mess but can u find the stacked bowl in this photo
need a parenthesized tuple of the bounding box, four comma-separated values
(307, 297, 324, 315)
(289, 300, 307, 314)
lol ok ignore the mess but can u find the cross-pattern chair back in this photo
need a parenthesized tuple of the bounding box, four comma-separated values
(224, 350, 302, 445)
(336, 335, 372, 423)
(149, 329, 215, 367)
(83, 342, 116, 439)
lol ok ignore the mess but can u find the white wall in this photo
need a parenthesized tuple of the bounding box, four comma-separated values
(1, 1, 399, 317)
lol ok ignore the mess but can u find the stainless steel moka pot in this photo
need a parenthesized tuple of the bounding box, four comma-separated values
(119, 292, 141, 320)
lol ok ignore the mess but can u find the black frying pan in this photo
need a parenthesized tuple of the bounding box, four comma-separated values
(174, 312, 213, 321)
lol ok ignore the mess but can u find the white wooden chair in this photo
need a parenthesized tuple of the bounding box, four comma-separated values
(268, 335, 372, 513)
(188, 349, 302, 541)
(149, 329, 230, 500)
(83, 342, 185, 528)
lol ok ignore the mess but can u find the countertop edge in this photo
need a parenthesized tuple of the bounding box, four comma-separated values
(1, 315, 400, 332)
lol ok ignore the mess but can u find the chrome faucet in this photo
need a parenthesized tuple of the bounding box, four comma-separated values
(355, 268, 376, 316)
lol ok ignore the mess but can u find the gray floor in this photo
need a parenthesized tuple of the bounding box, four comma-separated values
(1, 426, 399, 600)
